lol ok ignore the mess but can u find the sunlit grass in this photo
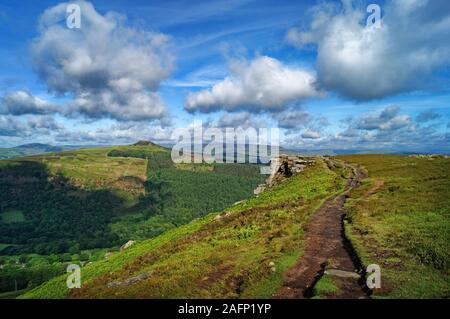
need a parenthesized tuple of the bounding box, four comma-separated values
(340, 154, 450, 298)
(22, 159, 345, 299)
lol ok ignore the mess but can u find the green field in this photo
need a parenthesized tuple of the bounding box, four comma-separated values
(32, 147, 149, 195)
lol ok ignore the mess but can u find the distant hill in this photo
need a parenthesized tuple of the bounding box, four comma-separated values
(0, 143, 62, 160)
(0, 140, 170, 160)
(282, 148, 450, 156)
(15, 143, 63, 152)
(0, 143, 107, 160)
(132, 140, 160, 147)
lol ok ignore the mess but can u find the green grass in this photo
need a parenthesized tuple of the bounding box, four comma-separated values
(240, 249, 301, 298)
(36, 147, 149, 194)
(1, 210, 25, 223)
(1, 143, 266, 294)
(339, 154, 450, 298)
(312, 275, 338, 298)
(20, 215, 213, 299)
(22, 158, 346, 299)
(11, 154, 450, 299)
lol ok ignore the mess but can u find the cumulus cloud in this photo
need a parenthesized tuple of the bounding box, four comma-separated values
(0, 115, 62, 137)
(29, 0, 173, 121)
(184, 56, 319, 113)
(0, 116, 26, 137)
(301, 129, 321, 139)
(285, 115, 447, 153)
(337, 128, 360, 139)
(354, 105, 411, 131)
(287, 0, 450, 100)
(216, 112, 267, 129)
(54, 121, 173, 145)
(0, 90, 58, 115)
(27, 115, 62, 132)
(275, 108, 310, 129)
(304, 105, 448, 152)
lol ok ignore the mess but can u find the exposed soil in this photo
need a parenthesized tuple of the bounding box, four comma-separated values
(273, 161, 369, 299)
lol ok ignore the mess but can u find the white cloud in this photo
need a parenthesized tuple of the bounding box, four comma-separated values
(0, 91, 58, 115)
(184, 56, 319, 113)
(215, 112, 267, 129)
(355, 105, 411, 131)
(301, 129, 321, 139)
(54, 121, 173, 144)
(30, 0, 174, 121)
(275, 108, 310, 129)
(287, 0, 450, 100)
(0, 115, 62, 137)
(0, 116, 26, 137)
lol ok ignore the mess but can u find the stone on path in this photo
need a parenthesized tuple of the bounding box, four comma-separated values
(325, 269, 360, 279)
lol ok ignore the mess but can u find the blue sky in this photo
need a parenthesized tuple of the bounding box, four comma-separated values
(0, 0, 449, 152)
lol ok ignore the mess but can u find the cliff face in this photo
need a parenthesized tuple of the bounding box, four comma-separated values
(254, 155, 316, 195)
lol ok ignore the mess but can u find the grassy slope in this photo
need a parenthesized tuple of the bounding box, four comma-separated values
(1, 144, 166, 209)
(19, 154, 449, 299)
(22, 158, 346, 298)
(0, 144, 165, 293)
(339, 155, 450, 298)
(30, 147, 150, 194)
(1, 143, 265, 297)
(109, 150, 266, 241)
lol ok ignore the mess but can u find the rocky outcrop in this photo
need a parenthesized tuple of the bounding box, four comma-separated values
(120, 240, 136, 251)
(254, 155, 316, 195)
(267, 155, 315, 186)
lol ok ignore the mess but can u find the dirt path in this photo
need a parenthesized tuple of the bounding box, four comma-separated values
(274, 161, 368, 299)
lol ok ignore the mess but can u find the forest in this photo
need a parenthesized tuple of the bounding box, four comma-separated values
(0, 146, 264, 294)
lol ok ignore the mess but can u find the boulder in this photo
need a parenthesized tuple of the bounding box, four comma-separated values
(120, 240, 136, 251)
(253, 184, 266, 195)
(214, 211, 233, 221)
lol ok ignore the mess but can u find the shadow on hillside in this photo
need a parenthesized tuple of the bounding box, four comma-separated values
(0, 160, 124, 255)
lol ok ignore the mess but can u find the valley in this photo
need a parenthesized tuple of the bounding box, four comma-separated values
(0, 142, 264, 295)
(0, 143, 448, 299)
